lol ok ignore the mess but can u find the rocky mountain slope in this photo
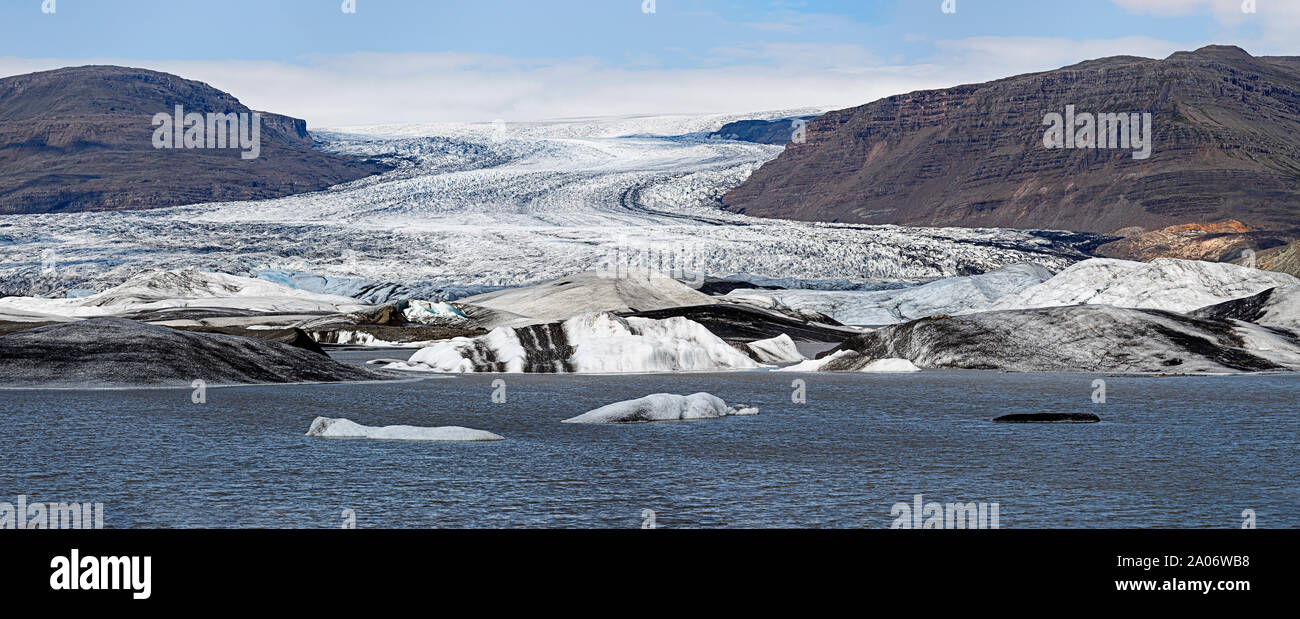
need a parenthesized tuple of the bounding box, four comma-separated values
(708, 116, 817, 145)
(722, 46, 1300, 243)
(0, 66, 390, 214)
(1239, 240, 1300, 276)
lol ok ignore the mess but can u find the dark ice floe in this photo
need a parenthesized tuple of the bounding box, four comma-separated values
(819, 305, 1300, 374)
(0, 318, 389, 388)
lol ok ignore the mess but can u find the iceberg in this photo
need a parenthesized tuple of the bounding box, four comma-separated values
(816, 305, 1300, 374)
(306, 417, 503, 442)
(741, 333, 805, 363)
(1192, 285, 1300, 334)
(392, 311, 762, 373)
(776, 350, 921, 373)
(988, 258, 1299, 313)
(561, 393, 758, 424)
(859, 358, 923, 373)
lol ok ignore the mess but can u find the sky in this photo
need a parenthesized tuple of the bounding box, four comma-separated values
(0, 0, 1295, 126)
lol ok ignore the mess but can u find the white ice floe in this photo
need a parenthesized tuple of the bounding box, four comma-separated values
(776, 351, 921, 373)
(306, 417, 503, 441)
(561, 392, 758, 424)
(726, 263, 1054, 326)
(0, 269, 372, 320)
(988, 258, 1300, 313)
(858, 358, 923, 373)
(392, 311, 761, 373)
(742, 333, 805, 363)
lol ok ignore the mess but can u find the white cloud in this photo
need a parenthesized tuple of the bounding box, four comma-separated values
(1112, 0, 1300, 51)
(0, 36, 1210, 126)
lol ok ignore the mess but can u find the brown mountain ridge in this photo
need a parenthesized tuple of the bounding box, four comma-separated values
(0, 65, 391, 214)
(722, 46, 1300, 249)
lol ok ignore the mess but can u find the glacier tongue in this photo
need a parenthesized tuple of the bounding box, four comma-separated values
(0, 114, 1101, 299)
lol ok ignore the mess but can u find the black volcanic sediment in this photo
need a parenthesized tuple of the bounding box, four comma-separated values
(0, 318, 388, 387)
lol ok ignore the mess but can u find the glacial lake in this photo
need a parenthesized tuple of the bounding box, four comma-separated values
(3, 349, 1297, 529)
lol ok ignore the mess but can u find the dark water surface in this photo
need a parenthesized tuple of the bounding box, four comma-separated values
(2, 350, 1296, 528)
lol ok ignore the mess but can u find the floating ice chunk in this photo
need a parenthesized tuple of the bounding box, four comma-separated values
(306, 417, 503, 442)
(742, 333, 804, 363)
(729, 263, 1054, 326)
(859, 358, 923, 373)
(775, 351, 920, 373)
(562, 393, 758, 424)
(989, 258, 1299, 313)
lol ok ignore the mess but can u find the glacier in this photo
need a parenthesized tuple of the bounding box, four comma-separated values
(0, 113, 1102, 301)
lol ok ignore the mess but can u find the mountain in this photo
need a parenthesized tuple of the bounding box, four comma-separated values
(722, 46, 1300, 245)
(0, 66, 391, 214)
(1239, 240, 1300, 277)
(708, 116, 817, 145)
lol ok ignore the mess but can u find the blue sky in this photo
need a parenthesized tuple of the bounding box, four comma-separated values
(0, 0, 1293, 124)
